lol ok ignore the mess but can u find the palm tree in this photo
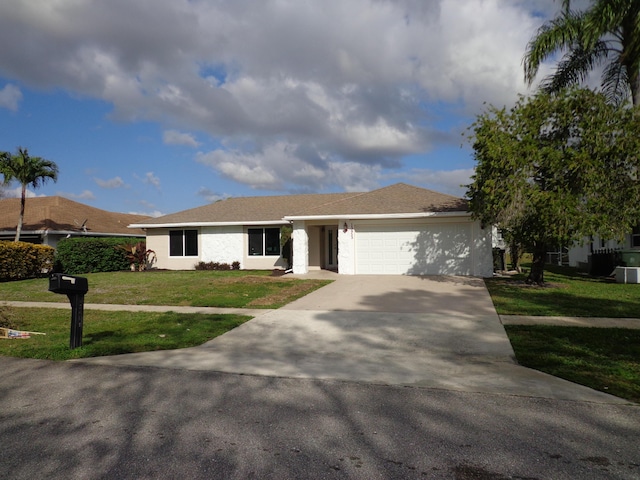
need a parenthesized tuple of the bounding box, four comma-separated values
(0, 148, 59, 241)
(523, 0, 640, 107)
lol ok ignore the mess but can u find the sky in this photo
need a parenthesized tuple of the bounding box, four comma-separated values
(0, 0, 565, 217)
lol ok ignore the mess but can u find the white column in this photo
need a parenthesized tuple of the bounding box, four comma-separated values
(337, 219, 356, 275)
(292, 221, 309, 274)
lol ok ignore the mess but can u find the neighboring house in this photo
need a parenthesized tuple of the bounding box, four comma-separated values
(568, 226, 640, 270)
(131, 183, 493, 277)
(0, 196, 150, 247)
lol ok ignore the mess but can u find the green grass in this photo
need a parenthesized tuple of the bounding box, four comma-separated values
(0, 307, 249, 361)
(485, 264, 640, 317)
(0, 270, 331, 309)
(488, 264, 640, 401)
(505, 325, 640, 403)
(0, 270, 330, 361)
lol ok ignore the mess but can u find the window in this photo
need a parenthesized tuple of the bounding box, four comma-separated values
(248, 227, 280, 256)
(169, 230, 198, 256)
(633, 224, 640, 248)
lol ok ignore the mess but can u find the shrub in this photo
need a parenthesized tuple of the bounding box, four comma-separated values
(118, 241, 157, 271)
(0, 241, 55, 281)
(195, 261, 241, 271)
(55, 237, 144, 274)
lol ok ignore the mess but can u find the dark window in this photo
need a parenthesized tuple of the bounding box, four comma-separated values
(633, 225, 640, 248)
(169, 230, 198, 257)
(248, 228, 281, 256)
(265, 228, 280, 256)
(248, 228, 263, 256)
(185, 230, 198, 256)
(169, 230, 184, 256)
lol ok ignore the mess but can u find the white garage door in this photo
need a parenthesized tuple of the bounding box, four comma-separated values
(355, 223, 473, 275)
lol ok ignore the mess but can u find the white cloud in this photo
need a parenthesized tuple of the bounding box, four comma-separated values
(3, 186, 41, 198)
(396, 168, 475, 197)
(0, 0, 558, 194)
(59, 190, 96, 200)
(94, 176, 126, 189)
(143, 172, 160, 189)
(163, 129, 200, 147)
(0, 84, 22, 111)
(197, 141, 381, 192)
(128, 209, 164, 217)
(129, 199, 164, 217)
(196, 187, 229, 203)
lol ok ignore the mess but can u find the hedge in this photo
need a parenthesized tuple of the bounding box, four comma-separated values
(195, 261, 241, 271)
(54, 237, 144, 274)
(0, 241, 55, 281)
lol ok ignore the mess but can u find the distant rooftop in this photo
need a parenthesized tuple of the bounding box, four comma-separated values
(0, 196, 150, 236)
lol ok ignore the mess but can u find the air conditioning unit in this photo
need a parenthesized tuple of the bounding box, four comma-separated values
(614, 266, 640, 284)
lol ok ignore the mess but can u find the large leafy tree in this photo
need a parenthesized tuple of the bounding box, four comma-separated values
(466, 88, 640, 284)
(524, 0, 640, 106)
(0, 148, 59, 242)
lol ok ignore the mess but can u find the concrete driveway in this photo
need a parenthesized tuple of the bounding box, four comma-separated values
(77, 274, 626, 403)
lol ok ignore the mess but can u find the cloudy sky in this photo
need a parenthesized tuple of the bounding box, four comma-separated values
(0, 0, 563, 216)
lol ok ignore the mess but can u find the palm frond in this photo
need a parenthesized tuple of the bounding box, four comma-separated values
(540, 40, 610, 93)
(525, 0, 640, 103)
(601, 60, 631, 106)
(524, 10, 586, 85)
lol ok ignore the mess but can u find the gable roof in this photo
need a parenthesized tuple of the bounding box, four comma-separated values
(285, 183, 468, 218)
(0, 196, 150, 236)
(135, 192, 359, 226)
(132, 183, 469, 228)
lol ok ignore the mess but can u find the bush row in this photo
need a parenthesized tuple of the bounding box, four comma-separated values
(0, 241, 55, 281)
(54, 237, 144, 274)
(195, 261, 241, 271)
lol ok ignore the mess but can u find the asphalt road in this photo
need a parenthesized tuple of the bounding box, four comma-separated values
(1, 357, 638, 479)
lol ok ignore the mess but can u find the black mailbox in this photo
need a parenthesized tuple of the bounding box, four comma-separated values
(49, 274, 88, 295)
(49, 273, 89, 349)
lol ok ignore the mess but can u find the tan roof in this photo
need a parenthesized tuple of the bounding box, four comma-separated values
(0, 196, 150, 236)
(137, 183, 468, 227)
(141, 192, 359, 225)
(288, 183, 468, 217)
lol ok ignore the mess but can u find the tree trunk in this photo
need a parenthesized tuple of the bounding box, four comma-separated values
(527, 246, 546, 285)
(631, 72, 640, 108)
(14, 184, 26, 242)
(509, 240, 522, 273)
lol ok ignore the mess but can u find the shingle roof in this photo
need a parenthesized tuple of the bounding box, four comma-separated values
(0, 196, 150, 236)
(287, 183, 468, 217)
(135, 183, 468, 227)
(139, 192, 359, 225)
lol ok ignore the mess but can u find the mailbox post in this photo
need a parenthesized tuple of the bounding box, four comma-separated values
(49, 273, 89, 349)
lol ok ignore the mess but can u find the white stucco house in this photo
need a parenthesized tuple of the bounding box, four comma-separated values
(567, 226, 640, 270)
(129, 183, 494, 277)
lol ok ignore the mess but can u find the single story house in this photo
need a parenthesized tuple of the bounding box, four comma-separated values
(567, 226, 640, 270)
(0, 196, 150, 247)
(130, 183, 493, 276)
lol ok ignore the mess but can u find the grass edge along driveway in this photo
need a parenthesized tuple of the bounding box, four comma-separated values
(0, 270, 331, 361)
(485, 265, 640, 403)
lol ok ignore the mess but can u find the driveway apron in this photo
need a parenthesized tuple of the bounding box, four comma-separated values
(76, 274, 627, 403)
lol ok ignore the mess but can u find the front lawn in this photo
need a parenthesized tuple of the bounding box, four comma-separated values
(485, 265, 640, 317)
(486, 264, 640, 403)
(0, 307, 249, 361)
(506, 325, 640, 403)
(0, 270, 331, 309)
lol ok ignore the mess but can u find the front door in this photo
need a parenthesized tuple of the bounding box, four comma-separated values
(326, 228, 338, 271)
